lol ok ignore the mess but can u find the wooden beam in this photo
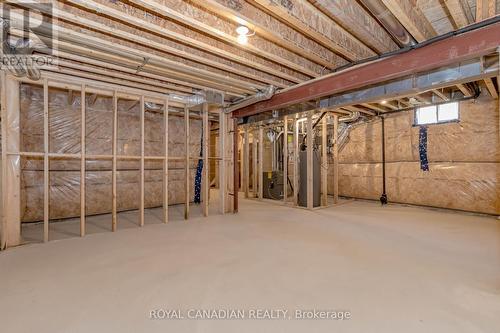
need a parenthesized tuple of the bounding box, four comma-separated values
(333, 115, 339, 204)
(432, 89, 450, 101)
(189, 0, 338, 69)
(306, 111, 314, 209)
(380, 0, 436, 42)
(484, 78, 499, 98)
(258, 127, 264, 200)
(184, 106, 190, 220)
(476, 0, 496, 21)
(442, 0, 474, 28)
(283, 116, 288, 203)
(321, 114, 328, 206)
(249, 0, 375, 61)
(81, 85, 87, 236)
(164, 99, 170, 223)
(129, 0, 318, 77)
(293, 117, 299, 206)
(111, 90, 117, 232)
(361, 103, 389, 113)
(457, 83, 473, 97)
(43, 79, 49, 242)
(252, 131, 258, 198)
(219, 110, 226, 214)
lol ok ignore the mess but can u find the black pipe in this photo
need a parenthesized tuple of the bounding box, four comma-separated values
(380, 116, 388, 205)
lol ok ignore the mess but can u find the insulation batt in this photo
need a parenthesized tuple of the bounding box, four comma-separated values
(18, 84, 202, 222)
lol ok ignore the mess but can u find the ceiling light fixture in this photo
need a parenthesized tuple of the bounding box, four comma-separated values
(381, 100, 388, 105)
(237, 34, 248, 45)
(236, 25, 250, 36)
(235, 25, 254, 45)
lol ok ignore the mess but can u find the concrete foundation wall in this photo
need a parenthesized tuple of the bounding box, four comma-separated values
(18, 84, 202, 222)
(328, 95, 500, 215)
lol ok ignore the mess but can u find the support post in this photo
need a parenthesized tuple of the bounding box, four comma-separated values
(111, 89, 117, 232)
(283, 116, 288, 203)
(293, 117, 299, 206)
(140, 96, 145, 226)
(243, 126, 249, 199)
(202, 102, 209, 217)
(233, 118, 239, 213)
(43, 78, 49, 242)
(184, 105, 190, 220)
(0, 71, 6, 249)
(306, 111, 313, 209)
(258, 126, 263, 200)
(219, 110, 226, 214)
(252, 131, 257, 198)
(333, 114, 339, 204)
(81, 84, 87, 235)
(321, 114, 328, 206)
(163, 99, 169, 223)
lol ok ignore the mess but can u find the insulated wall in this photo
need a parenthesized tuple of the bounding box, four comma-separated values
(18, 84, 201, 222)
(329, 95, 500, 214)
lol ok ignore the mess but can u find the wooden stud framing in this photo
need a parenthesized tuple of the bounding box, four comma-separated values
(432, 89, 450, 101)
(140, 96, 145, 226)
(81, 84, 87, 236)
(163, 99, 169, 223)
(484, 78, 498, 98)
(43, 79, 49, 242)
(283, 116, 288, 203)
(233, 118, 239, 213)
(333, 115, 339, 204)
(293, 117, 299, 206)
(321, 114, 328, 207)
(219, 110, 226, 214)
(243, 126, 250, 199)
(111, 89, 118, 232)
(252, 131, 258, 198)
(306, 111, 313, 209)
(202, 103, 209, 217)
(258, 126, 264, 200)
(457, 84, 473, 97)
(0, 72, 7, 249)
(184, 106, 190, 220)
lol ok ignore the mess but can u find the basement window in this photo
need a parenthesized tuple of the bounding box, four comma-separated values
(415, 102, 459, 125)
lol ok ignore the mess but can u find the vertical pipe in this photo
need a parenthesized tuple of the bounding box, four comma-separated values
(306, 111, 313, 209)
(81, 84, 87, 236)
(163, 99, 169, 223)
(233, 118, 239, 213)
(333, 114, 339, 204)
(293, 117, 299, 206)
(184, 106, 190, 220)
(219, 110, 226, 214)
(140, 96, 145, 226)
(283, 116, 288, 203)
(202, 103, 209, 217)
(111, 90, 117, 232)
(243, 126, 249, 199)
(258, 126, 263, 200)
(43, 79, 49, 242)
(321, 115, 328, 206)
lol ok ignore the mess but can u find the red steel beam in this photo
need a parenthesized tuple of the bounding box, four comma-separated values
(234, 22, 500, 118)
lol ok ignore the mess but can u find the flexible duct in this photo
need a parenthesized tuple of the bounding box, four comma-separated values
(357, 0, 416, 47)
(224, 85, 276, 114)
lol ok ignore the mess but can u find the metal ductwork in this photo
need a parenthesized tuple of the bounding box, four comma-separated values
(358, 0, 416, 47)
(224, 85, 277, 114)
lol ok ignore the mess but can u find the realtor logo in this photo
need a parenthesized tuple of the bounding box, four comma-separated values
(0, 1, 57, 80)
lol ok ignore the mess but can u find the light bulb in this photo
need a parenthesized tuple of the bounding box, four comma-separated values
(381, 100, 388, 104)
(236, 25, 250, 35)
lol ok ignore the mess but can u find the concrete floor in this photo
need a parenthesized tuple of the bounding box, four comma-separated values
(1, 195, 499, 332)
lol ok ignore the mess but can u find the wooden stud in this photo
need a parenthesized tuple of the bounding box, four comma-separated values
(219, 110, 226, 214)
(283, 116, 288, 203)
(43, 79, 49, 242)
(80, 84, 87, 236)
(111, 89, 117, 232)
(333, 115, 339, 204)
(163, 98, 169, 223)
(293, 116, 299, 206)
(321, 114, 328, 207)
(243, 126, 250, 199)
(0, 72, 6, 249)
(432, 89, 450, 101)
(457, 84, 473, 97)
(140, 96, 145, 226)
(258, 126, 264, 200)
(233, 118, 239, 213)
(184, 105, 190, 220)
(202, 103, 209, 217)
(306, 111, 313, 209)
(252, 131, 258, 198)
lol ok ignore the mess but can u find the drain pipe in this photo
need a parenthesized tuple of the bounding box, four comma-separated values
(224, 85, 276, 113)
(380, 116, 388, 205)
